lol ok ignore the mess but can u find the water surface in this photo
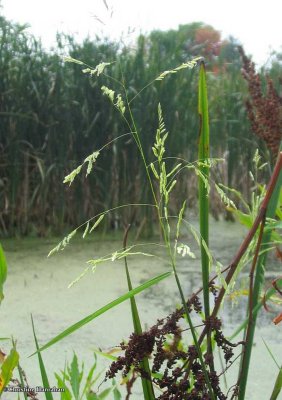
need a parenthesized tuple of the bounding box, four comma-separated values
(1, 219, 281, 399)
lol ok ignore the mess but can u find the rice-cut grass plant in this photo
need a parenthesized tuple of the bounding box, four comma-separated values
(26, 53, 282, 400)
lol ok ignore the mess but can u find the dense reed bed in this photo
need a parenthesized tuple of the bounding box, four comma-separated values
(1, 15, 281, 236)
(0, 15, 281, 398)
(11, 55, 279, 399)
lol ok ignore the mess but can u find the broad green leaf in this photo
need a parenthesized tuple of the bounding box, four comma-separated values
(31, 272, 172, 355)
(55, 373, 72, 400)
(98, 387, 112, 399)
(112, 380, 122, 400)
(70, 353, 80, 400)
(231, 209, 253, 228)
(0, 346, 19, 394)
(83, 361, 97, 394)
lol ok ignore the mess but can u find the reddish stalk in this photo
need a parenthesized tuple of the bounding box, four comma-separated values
(184, 151, 282, 375)
(209, 151, 281, 320)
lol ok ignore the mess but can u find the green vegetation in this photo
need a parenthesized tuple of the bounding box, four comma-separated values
(1, 15, 281, 236)
(0, 11, 281, 400)
(0, 246, 19, 394)
(25, 52, 281, 398)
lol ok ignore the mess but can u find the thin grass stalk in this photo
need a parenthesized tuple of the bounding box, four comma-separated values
(125, 65, 216, 399)
(17, 365, 28, 400)
(237, 145, 282, 400)
(123, 225, 155, 400)
(163, 63, 214, 399)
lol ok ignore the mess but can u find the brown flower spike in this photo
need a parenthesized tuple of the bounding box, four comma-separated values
(239, 46, 282, 158)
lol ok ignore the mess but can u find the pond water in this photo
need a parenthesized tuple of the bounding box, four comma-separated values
(1, 219, 281, 399)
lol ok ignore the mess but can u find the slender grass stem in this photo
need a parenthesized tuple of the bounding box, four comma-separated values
(123, 225, 155, 400)
(124, 62, 216, 399)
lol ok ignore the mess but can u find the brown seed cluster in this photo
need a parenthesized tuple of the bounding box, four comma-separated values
(106, 290, 242, 399)
(238, 46, 282, 158)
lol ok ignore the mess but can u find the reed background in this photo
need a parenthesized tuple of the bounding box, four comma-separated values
(1, 15, 281, 236)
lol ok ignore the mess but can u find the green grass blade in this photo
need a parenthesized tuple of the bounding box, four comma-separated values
(30, 272, 172, 355)
(123, 229, 155, 399)
(270, 368, 282, 400)
(197, 61, 216, 391)
(262, 338, 280, 370)
(198, 61, 210, 320)
(112, 379, 122, 400)
(70, 353, 80, 400)
(31, 315, 54, 400)
(0, 345, 19, 395)
(55, 373, 72, 400)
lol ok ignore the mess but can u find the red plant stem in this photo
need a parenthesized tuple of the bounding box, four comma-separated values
(205, 151, 281, 329)
(184, 152, 282, 375)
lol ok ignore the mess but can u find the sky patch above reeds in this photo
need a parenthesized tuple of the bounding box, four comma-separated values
(1, 0, 282, 66)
